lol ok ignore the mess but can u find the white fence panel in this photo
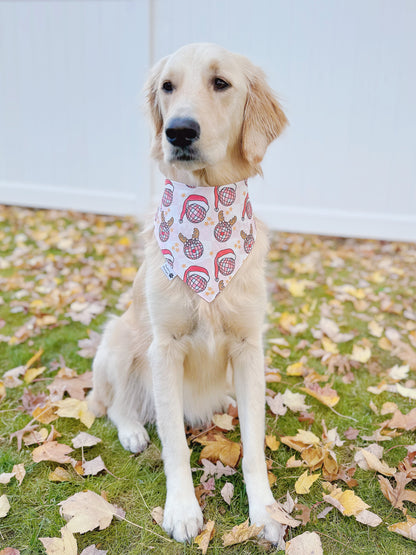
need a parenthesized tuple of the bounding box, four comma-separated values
(0, 0, 150, 216)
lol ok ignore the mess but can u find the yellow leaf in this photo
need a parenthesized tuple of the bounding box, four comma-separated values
(25, 348, 44, 369)
(12, 463, 26, 486)
(265, 435, 280, 451)
(24, 366, 46, 384)
(350, 345, 371, 363)
(295, 471, 320, 494)
(222, 519, 263, 546)
(286, 362, 304, 376)
(54, 398, 95, 428)
(268, 472, 277, 487)
(279, 312, 297, 331)
(360, 450, 396, 476)
(281, 430, 321, 452)
(32, 402, 59, 424)
(378, 337, 392, 351)
(49, 467, 72, 482)
(285, 279, 306, 297)
(325, 489, 370, 516)
(118, 236, 131, 246)
(321, 337, 338, 354)
(195, 520, 215, 554)
(368, 320, 383, 338)
(0, 381, 5, 403)
(388, 517, 416, 541)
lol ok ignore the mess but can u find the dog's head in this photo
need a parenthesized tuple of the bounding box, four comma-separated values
(146, 43, 287, 180)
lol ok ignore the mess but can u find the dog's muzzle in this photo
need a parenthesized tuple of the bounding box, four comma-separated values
(165, 117, 200, 161)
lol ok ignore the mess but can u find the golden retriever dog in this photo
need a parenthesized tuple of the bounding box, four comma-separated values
(88, 43, 288, 544)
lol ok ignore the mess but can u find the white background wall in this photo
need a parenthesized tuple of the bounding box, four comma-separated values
(0, 0, 415, 241)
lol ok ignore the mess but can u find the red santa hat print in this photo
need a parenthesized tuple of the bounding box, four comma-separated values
(179, 194, 209, 223)
(183, 265, 210, 293)
(161, 249, 174, 266)
(214, 248, 236, 280)
(162, 180, 174, 207)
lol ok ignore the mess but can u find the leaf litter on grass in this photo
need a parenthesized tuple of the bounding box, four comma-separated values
(1, 206, 416, 552)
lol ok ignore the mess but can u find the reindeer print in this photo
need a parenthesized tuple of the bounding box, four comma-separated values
(241, 224, 254, 253)
(179, 228, 204, 260)
(159, 211, 174, 242)
(214, 210, 237, 242)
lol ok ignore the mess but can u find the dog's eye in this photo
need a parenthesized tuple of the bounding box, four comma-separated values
(162, 81, 174, 93)
(213, 77, 230, 91)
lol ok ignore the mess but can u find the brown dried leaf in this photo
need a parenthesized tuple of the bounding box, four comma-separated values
(196, 434, 241, 467)
(72, 431, 102, 449)
(222, 519, 263, 546)
(266, 502, 301, 527)
(49, 467, 72, 482)
(0, 495, 10, 518)
(195, 520, 215, 554)
(82, 456, 107, 476)
(48, 371, 93, 401)
(32, 441, 73, 464)
(300, 383, 340, 407)
(388, 516, 416, 541)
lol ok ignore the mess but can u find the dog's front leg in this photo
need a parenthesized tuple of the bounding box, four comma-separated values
(232, 338, 285, 547)
(149, 337, 203, 543)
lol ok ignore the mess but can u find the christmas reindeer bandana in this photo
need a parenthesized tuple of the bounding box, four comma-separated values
(154, 178, 256, 302)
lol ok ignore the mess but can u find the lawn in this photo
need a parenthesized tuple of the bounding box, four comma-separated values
(1, 204, 416, 554)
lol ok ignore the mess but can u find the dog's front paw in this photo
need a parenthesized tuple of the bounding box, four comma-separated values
(118, 422, 149, 453)
(163, 495, 203, 543)
(250, 506, 286, 547)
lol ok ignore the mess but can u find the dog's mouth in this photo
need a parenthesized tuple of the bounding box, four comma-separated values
(168, 145, 202, 164)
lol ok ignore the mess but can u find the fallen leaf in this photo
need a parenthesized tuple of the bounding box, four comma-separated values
(72, 431, 102, 448)
(49, 467, 72, 482)
(293, 503, 311, 526)
(212, 413, 234, 431)
(39, 527, 77, 555)
(266, 502, 301, 527)
(381, 402, 398, 415)
(32, 441, 74, 464)
(0, 473, 15, 485)
(54, 398, 95, 428)
(32, 402, 59, 424)
(388, 364, 410, 381)
(266, 393, 287, 416)
(82, 456, 107, 476)
(151, 506, 164, 527)
(386, 408, 416, 431)
(197, 459, 236, 482)
(281, 389, 311, 413)
(196, 434, 241, 467)
(77, 331, 102, 358)
(48, 372, 93, 401)
(281, 430, 321, 452)
(344, 427, 359, 440)
(0, 548, 21, 555)
(79, 546, 107, 555)
(388, 516, 416, 541)
(300, 383, 340, 407)
(285, 531, 323, 554)
(324, 488, 369, 516)
(354, 509, 382, 527)
(221, 482, 234, 505)
(350, 345, 371, 363)
(195, 520, 215, 554)
(0, 495, 10, 518)
(23, 366, 46, 384)
(0, 381, 5, 403)
(368, 320, 383, 338)
(266, 435, 280, 451)
(294, 471, 320, 494)
(59, 490, 124, 534)
(360, 449, 396, 476)
(222, 519, 264, 546)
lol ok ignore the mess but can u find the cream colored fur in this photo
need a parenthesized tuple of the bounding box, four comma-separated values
(88, 43, 288, 545)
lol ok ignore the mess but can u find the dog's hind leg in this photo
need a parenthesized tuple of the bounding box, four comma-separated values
(89, 315, 154, 453)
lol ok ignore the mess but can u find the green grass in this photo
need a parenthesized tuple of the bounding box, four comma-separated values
(1, 206, 416, 554)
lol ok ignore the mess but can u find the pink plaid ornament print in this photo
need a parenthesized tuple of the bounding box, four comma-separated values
(154, 179, 256, 301)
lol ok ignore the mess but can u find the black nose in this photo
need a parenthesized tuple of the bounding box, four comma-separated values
(165, 118, 200, 148)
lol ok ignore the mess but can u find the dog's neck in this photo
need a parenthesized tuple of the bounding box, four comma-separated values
(158, 149, 260, 187)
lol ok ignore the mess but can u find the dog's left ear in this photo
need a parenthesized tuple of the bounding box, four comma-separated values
(145, 56, 169, 160)
(241, 66, 288, 166)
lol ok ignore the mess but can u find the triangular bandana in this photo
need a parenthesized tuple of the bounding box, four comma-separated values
(154, 178, 256, 302)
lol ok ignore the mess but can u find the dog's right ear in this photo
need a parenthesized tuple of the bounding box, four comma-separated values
(145, 56, 169, 160)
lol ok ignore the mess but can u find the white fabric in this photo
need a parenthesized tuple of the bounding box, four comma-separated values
(154, 178, 256, 302)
